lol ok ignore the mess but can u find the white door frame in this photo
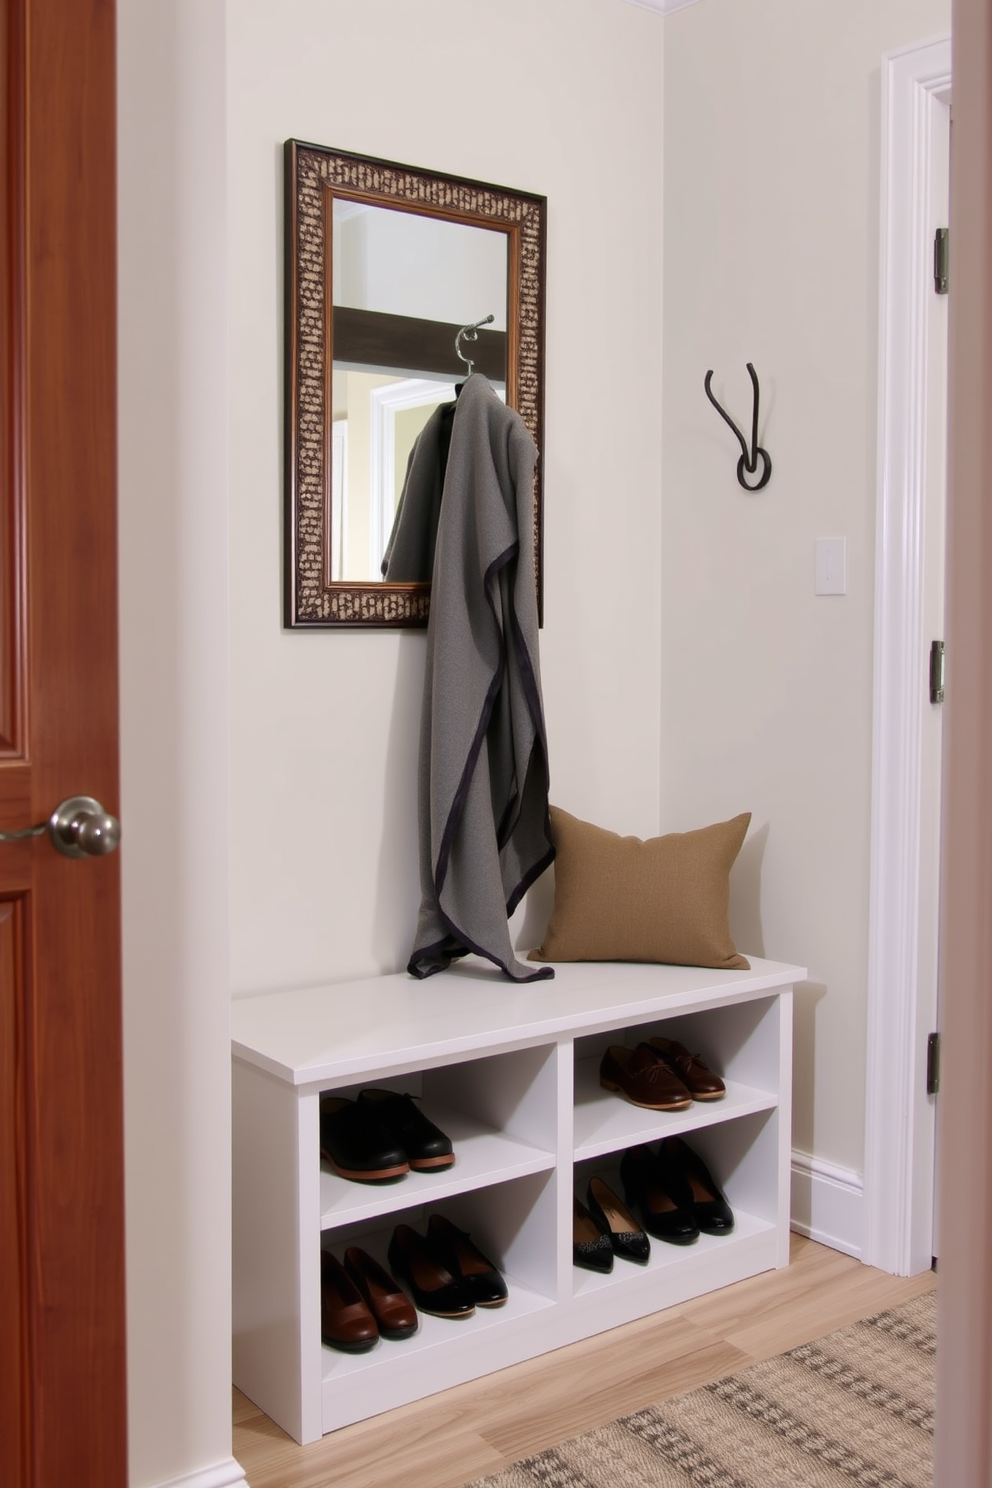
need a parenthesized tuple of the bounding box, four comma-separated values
(864, 34, 951, 1276)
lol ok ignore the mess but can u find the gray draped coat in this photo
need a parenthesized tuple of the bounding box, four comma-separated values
(407, 374, 555, 982)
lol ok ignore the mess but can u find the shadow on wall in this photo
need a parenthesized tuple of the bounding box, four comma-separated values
(372, 633, 429, 971)
(791, 981, 828, 1165)
(513, 864, 556, 957)
(730, 818, 767, 960)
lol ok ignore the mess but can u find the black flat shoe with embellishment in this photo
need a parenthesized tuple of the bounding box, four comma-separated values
(587, 1176, 650, 1263)
(572, 1196, 614, 1273)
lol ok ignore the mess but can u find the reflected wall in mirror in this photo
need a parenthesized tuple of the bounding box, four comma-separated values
(284, 140, 546, 627)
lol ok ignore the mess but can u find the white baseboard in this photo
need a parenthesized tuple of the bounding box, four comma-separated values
(148, 1459, 248, 1488)
(790, 1150, 864, 1260)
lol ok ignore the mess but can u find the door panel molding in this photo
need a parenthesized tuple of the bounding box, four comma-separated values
(0, 0, 26, 758)
(865, 34, 951, 1276)
(1, 1, 126, 1483)
(0, 895, 27, 1488)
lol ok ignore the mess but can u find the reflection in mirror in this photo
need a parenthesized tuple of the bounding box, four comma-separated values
(284, 141, 546, 627)
(330, 201, 508, 583)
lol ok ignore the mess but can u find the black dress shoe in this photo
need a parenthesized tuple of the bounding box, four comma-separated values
(319, 1250, 379, 1353)
(657, 1136, 735, 1234)
(425, 1214, 508, 1307)
(319, 1096, 408, 1182)
(357, 1089, 455, 1171)
(572, 1196, 613, 1273)
(586, 1176, 650, 1263)
(386, 1223, 475, 1318)
(619, 1144, 699, 1245)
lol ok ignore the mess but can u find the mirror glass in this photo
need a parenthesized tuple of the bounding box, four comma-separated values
(330, 202, 508, 583)
(284, 142, 546, 628)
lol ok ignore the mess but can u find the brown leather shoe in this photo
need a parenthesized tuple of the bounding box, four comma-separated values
(647, 1036, 726, 1100)
(599, 1043, 693, 1110)
(320, 1250, 378, 1352)
(343, 1247, 418, 1339)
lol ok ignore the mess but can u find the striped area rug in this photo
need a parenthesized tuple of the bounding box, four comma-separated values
(468, 1291, 936, 1488)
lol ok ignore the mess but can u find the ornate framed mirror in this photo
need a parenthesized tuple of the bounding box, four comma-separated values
(284, 140, 547, 628)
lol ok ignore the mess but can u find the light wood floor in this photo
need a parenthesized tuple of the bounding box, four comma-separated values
(233, 1235, 937, 1488)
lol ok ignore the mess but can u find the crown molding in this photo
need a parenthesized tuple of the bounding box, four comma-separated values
(622, 0, 705, 15)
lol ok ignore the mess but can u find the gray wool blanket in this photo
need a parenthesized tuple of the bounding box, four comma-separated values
(407, 374, 555, 982)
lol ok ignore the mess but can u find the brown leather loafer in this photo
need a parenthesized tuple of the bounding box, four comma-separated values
(320, 1250, 379, 1352)
(343, 1247, 418, 1339)
(599, 1043, 693, 1110)
(647, 1036, 726, 1100)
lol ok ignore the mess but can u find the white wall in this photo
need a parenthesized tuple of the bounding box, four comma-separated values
(660, 0, 950, 1177)
(118, 3, 232, 1486)
(119, 1, 665, 1483)
(119, 1, 959, 1480)
(226, 0, 668, 997)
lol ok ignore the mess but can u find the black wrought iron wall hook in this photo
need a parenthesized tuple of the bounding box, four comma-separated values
(703, 362, 772, 491)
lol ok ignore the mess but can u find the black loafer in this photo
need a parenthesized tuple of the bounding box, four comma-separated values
(657, 1136, 735, 1235)
(357, 1089, 455, 1171)
(572, 1196, 613, 1273)
(319, 1096, 409, 1182)
(587, 1176, 650, 1263)
(619, 1143, 699, 1245)
(386, 1223, 475, 1318)
(425, 1213, 508, 1307)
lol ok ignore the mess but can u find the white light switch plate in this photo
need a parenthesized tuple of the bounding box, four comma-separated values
(815, 537, 847, 595)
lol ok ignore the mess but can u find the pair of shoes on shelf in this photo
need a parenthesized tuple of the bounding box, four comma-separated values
(387, 1214, 508, 1318)
(648, 1036, 726, 1101)
(620, 1137, 735, 1245)
(319, 1089, 454, 1182)
(320, 1247, 418, 1353)
(599, 1040, 725, 1110)
(600, 1041, 725, 1113)
(573, 1177, 650, 1273)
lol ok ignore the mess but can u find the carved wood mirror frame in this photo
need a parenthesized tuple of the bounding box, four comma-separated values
(284, 140, 547, 628)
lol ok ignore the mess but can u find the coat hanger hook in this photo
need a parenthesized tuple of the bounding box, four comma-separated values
(703, 362, 772, 491)
(455, 314, 495, 377)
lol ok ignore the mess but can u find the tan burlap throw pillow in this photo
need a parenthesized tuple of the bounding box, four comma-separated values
(529, 807, 751, 970)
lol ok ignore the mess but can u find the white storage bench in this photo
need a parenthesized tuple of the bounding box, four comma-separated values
(231, 954, 803, 1443)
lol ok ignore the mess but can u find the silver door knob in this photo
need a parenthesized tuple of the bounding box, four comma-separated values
(0, 794, 121, 858)
(48, 796, 122, 857)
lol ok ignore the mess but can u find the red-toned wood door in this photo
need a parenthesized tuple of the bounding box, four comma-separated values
(1, 1, 127, 1485)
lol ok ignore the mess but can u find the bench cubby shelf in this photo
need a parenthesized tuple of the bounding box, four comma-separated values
(232, 955, 803, 1443)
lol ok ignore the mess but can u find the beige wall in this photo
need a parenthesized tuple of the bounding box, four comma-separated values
(660, 0, 950, 1174)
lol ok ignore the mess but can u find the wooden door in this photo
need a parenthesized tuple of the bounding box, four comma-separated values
(1, 1, 127, 1485)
